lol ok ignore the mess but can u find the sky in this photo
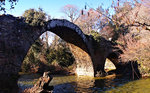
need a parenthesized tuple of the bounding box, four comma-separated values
(5, 0, 113, 18)
(3, 0, 113, 44)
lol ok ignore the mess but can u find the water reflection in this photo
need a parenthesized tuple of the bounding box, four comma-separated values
(50, 75, 131, 93)
(75, 76, 95, 93)
(50, 76, 95, 93)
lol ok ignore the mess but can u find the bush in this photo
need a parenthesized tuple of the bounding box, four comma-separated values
(21, 39, 43, 73)
(21, 61, 31, 73)
(22, 8, 50, 27)
(56, 47, 75, 67)
(46, 46, 75, 67)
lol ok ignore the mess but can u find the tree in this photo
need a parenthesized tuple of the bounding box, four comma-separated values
(46, 35, 75, 67)
(61, 4, 79, 23)
(22, 39, 43, 73)
(0, 0, 18, 13)
(75, 8, 101, 34)
(55, 46, 75, 67)
(22, 8, 50, 26)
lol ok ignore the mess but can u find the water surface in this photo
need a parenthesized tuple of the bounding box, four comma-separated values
(18, 74, 150, 93)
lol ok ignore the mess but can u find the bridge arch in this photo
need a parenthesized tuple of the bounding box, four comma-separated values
(20, 19, 95, 77)
(0, 15, 95, 92)
(0, 15, 122, 79)
(45, 19, 94, 76)
(46, 19, 89, 53)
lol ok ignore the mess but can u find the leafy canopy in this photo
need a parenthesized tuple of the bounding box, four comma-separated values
(22, 8, 50, 27)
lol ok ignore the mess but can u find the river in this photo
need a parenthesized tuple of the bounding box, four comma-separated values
(18, 74, 150, 93)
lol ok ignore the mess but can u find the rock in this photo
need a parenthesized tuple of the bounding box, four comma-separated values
(23, 72, 53, 93)
(95, 71, 107, 77)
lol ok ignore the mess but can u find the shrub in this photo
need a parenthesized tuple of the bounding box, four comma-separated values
(119, 36, 150, 75)
(22, 8, 50, 27)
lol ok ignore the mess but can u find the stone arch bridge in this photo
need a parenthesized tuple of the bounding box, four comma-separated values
(0, 15, 138, 92)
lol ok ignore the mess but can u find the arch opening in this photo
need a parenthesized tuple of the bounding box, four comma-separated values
(105, 52, 120, 75)
(19, 19, 95, 77)
(46, 19, 94, 76)
(104, 59, 116, 75)
(0, 15, 102, 92)
(21, 31, 76, 75)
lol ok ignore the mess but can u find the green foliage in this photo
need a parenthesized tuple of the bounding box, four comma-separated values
(46, 46, 75, 67)
(46, 49, 56, 64)
(22, 8, 49, 27)
(90, 30, 103, 50)
(91, 30, 101, 43)
(46, 36, 75, 67)
(31, 39, 43, 53)
(21, 61, 31, 72)
(22, 39, 43, 73)
(22, 36, 75, 73)
(56, 47, 75, 67)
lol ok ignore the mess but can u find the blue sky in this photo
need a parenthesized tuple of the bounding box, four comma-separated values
(3, 0, 113, 44)
(5, 0, 113, 18)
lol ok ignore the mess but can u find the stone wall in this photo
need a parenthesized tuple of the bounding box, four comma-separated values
(0, 15, 45, 92)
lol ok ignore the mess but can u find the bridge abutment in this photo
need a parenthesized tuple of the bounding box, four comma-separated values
(68, 44, 94, 77)
(0, 74, 19, 93)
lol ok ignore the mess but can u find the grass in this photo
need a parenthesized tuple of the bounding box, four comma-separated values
(105, 78, 150, 93)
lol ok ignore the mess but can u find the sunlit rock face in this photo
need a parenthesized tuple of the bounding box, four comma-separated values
(68, 44, 94, 77)
(104, 59, 116, 70)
